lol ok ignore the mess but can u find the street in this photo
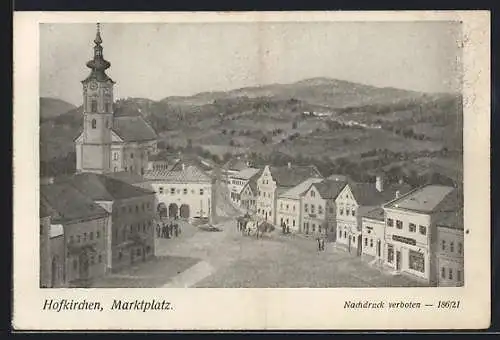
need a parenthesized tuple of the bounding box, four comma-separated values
(93, 217, 423, 288)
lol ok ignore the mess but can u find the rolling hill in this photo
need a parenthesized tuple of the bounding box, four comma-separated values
(40, 97, 77, 121)
(40, 77, 463, 182)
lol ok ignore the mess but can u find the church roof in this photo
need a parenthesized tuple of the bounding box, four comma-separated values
(112, 116, 157, 142)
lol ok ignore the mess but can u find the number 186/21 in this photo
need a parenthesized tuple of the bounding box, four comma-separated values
(437, 301, 460, 308)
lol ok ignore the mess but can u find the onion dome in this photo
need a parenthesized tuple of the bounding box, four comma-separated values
(82, 23, 114, 83)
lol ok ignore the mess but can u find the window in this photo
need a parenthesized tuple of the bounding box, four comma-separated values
(98, 254, 102, 263)
(387, 244, 394, 263)
(409, 250, 425, 273)
(293, 220, 295, 227)
(113, 152, 119, 160)
(409, 223, 416, 232)
(90, 255, 94, 265)
(105, 102, 111, 113)
(96, 231, 100, 239)
(364, 238, 368, 247)
(387, 218, 394, 227)
(70, 236, 74, 244)
(312, 224, 316, 232)
(311, 205, 315, 214)
(293, 206, 296, 212)
(311, 191, 315, 197)
(370, 239, 373, 248)
(130, 153, 134, 159)
(91, 100, 97, 112)
(419, 225, 427, 235)
(352, 236, 355, 242)
(159, 187, 164, 194)
(119, 251, 123, 260)
(351, 209, 355, 216)
(77, 235, 81, 243)
(441, 267, 446, 279)
(319, 226, 322, 233)
(286, 204, 289, 211)
(396, 220, 403, 229)
(450, 242, 454, 253)
(458, 242, 463, 255)
(329, 207, 334, 214)
(114, 167, 117, 172)
(73, 259, 78, 270)
(304, 204, 308, 213)
(318, 206, 323, 214)
(344, 231, 347, 238)
(90, 232, 94, 241)
(171, 188, 175, 194)
(183, 188, 188, 195)
(124, 166, 127, 172)
(339, 229, 342, 238)
(457, 270, 462, 282)
(448, 268, 453, 280)
(91, 118, 97, 129)
(340, 208, 344, 215)
(84, 233, 87, 241)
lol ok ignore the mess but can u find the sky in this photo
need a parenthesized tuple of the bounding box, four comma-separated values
(40, 22, 462, 106)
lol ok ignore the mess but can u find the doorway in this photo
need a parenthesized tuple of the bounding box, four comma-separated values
(180, 204, 190, 219)
(79, 254, 89, 279)
(168, 203, 179, 219)
(396, 250, 401, 271)
(377, 240, 381, 257)
(357, 235, 362, 256)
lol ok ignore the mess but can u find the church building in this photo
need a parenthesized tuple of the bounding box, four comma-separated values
(74, 24, 158, 176)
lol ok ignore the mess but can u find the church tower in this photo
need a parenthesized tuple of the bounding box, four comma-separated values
(79, 23, 114, 174)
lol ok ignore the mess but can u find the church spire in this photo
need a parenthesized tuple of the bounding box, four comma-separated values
(82, 23, 114, 83)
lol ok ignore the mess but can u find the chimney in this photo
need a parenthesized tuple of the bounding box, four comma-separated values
(395, 190, 400, 199)
(287, 162, 291, 169)
(375, 175, 384, 192)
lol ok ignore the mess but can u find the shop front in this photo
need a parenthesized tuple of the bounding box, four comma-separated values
(385, 234, 430, 282)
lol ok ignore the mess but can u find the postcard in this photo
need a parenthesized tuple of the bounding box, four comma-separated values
(13, 10, 490, 330)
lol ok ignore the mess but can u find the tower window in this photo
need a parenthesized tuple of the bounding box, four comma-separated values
(91, 100, 97, 112)
(91, 119, 97, 129)
(105, 102, 111, 113)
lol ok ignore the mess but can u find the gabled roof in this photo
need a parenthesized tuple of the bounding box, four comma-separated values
(59, 173, 155, 201)
(348, 181, 413, 207)
(112, 116, 157, 142)
(244, 169, 263, 193)
(279, 177, 324, 200)
(270, 165, 323, 188)
(384, 185, 457, 213)
(361, 207, 385, 221)
(312, 179, 347, 199)
(41, 182, 109, 224)
(104, 171, 147, 186)
(233, 168, 260, 180)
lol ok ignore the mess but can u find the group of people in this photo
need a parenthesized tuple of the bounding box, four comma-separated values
(156, 221, 181, 239)
(280, 221, 290, 235)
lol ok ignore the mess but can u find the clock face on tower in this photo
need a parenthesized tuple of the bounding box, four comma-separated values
(89, 82, 98, 90)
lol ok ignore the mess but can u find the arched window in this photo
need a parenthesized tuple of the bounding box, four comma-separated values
(91, 100, 97, 112)
(91, 119, 97, 129)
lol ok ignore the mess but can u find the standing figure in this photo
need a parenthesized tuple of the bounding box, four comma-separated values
(286, 224, 290, 234)
(317, 237, 321, 251)
(156, 224, 160, 238)
(174, 223, 179, 237)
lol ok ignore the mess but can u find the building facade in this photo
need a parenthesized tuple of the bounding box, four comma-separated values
(256, 164, 322, 225)
(301, 179, 346, 239)
(145, 163, 214, 220)
(277, 177, 323, 233)
(41, 182, 110, 286)
(434, 210, 464, 287)
(383, 185, 459, 284)
(228, 168, 260, 206)
(360, 207, 385, 262)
